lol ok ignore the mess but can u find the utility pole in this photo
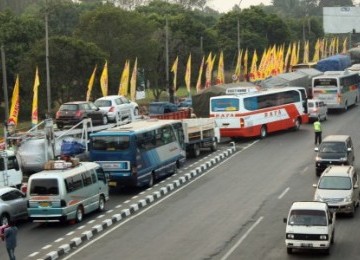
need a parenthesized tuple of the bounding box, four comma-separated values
(237, 0, 243, 54)
(165, 18, 174, 104)
(1, 45, 9, 122)
(45, 0, 51, 117)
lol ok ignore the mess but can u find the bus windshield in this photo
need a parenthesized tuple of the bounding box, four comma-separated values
(313, 78, 337, 88)
(91, 136, 130, 151)
(211, 98, 240, 112)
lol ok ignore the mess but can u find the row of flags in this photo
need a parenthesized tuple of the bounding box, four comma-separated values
(6, 36, 347, 127)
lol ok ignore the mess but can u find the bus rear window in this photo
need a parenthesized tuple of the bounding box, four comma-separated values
(314, 78, 337, 87)
(211, 98, 239, 112)
(30, 179, 59, 195)
(91, 136, 130, 151)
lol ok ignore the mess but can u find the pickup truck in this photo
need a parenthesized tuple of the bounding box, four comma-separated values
(283, 201, 335, 255)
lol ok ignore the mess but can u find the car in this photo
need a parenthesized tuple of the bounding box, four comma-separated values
(283, 201, 335, 255)
(177, 98, 192, 110)
(149, 102, 178, 115)
(314, 135, 355, 176)
(313, 165, 359, 217)
(94, 95, 139, 122)
(55, 101, 108, 129)
(0, 187, 28, 226)
(307, 99, 328, 122)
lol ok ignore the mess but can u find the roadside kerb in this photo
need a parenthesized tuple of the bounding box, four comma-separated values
(36, 146, 236, 260)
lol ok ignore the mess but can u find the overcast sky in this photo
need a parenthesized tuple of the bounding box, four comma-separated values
(207, 0, 272, 13)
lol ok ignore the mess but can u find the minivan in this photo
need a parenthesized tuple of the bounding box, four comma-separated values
(284, 201, 335, 255)
(313, 165, 359, 217)
(27, 161, 109, 223)
(314, 135, 354, 176)
(0, 150, 23, 188)
(307, 99, 328, 122)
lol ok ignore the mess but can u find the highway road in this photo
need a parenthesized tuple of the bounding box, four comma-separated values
(3, 105, 360, 260)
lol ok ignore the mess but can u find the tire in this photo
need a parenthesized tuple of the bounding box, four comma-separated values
(324, 112, 327, 121)
(98, 195, 106, 212)
(331, 230, 335, 244)
(316, 168, 322, 177)
(192, 144, 201, 158)
(148, 173, 155, 187)
(102, 116, 108, 125)
(75, 206, 84, 223)
(293, 118, 300, 131)
(349, 203, 355, 217)
(260, 125, 267, 139)
(287, 248, 292, 254)
(323, 247, 330, 255)
(210, 140, 217, 152)
(0, 213, 9, 226)
(134, 107, 139, 116)
(344, 102, 348, 111)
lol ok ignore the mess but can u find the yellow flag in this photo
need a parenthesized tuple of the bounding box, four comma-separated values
(234, 50, 242, 82)
(171, 56, 179, 92)
(119, 60, 130, 96)
(86, 65, 97, 101)
(100, 60, 108, 97)
(196, 56, 204, 93)
(216, 51, 225, 85)
(130, 58, 138, 101)
(205, 52, 212, 88)
(8, 75, 20, 126)
(31, 67, 40, 126)
(249, 50, 258, 82)
(342, 37, 348, 54)
(312, 39, 320, 62)
(185, 54, 191, 93)
(243, 49, 248, 81)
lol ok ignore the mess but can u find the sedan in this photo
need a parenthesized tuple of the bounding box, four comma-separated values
(55, 101, 108, 129)
(94, 95, 139, 122)
(0, 187, 28, 226)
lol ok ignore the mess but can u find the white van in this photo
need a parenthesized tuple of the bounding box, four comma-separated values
(0, 150, 23, 188)
(283, 201, 335, 255)
(307, 99, 328, 122)
(27, 160, 109, 223)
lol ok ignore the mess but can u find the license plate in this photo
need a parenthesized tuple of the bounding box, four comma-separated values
(39, 202, 50, 207)
(301, 243, 313, 247)
(109, 181, 117, 187)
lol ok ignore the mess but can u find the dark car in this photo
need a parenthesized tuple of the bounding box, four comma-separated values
(55, 101, 108, 129)
(148, 102, 178, 115)
(177, 98, 192, 110)
(314, 135, 355, 176)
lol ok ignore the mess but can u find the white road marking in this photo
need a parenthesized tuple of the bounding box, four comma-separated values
(278, 187, 290, 199)
(221, 216, 264, 260)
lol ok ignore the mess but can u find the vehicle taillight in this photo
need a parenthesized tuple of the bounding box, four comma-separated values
(109, 106, 116, 112)
(56, 111, 60, 119)
(75, 110, 83, 117)
(337, 93, 342, 103)
(313, 108, 318, 112)
(240, 118, 245, 128)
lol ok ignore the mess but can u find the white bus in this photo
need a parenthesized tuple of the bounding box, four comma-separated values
(312, 71, 360, 110)
(27, 161, 109, 223)
(210, 87, 309, 138)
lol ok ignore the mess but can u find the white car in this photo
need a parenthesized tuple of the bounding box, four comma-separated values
(94, 95, 139, 122)
(307, 99, 328, 122)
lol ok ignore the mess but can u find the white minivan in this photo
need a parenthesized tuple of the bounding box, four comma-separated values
(307, 99, 328, 122)
(284, 201, 335, 255)
(27, 160, 109, 223)
(0, 150, 23, 188)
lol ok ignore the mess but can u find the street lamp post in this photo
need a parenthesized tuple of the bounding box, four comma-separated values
(45, 0, 51, 117)
(237, 0, 243, 54)
(1, 45, 9, 122)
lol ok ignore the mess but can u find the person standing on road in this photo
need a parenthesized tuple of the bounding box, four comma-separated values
(3, 221, 18, 260)
(313, 117, 322, 146)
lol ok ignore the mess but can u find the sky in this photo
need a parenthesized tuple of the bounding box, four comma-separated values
(207, 0, 272, 13)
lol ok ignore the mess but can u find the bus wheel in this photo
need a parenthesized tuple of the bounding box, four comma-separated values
(344, 102, 348, 111)
(293, 118, 300, 131)
(192, 144, 201, 158)
(210, 140, 217, 152)
(75, 206, 84, 223)
(148, 173, 155, 187)
(98, 195, 106, 212)
(260, 125, 267, 139)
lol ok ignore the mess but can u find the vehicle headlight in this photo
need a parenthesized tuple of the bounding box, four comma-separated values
(286, 233, 294, 239)
(343, 195, 352, 202)
(320, 235, 328, 240)
(340, 157, 347, 161)
(315, 156, 322, 161)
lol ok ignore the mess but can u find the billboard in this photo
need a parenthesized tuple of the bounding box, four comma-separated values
(323, 7, 360, 34)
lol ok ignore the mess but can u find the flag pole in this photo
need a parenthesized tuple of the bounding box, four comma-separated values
(1, 45, 9, 122)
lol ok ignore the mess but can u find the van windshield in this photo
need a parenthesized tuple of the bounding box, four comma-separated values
(318, 176, 352, 190)
(319, 142, 346, 153)
(289, 209, 327, 226)
(30, 179, 59, 195)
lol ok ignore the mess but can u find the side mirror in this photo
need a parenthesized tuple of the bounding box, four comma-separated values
(314, 147, 319, 152)
(312, 184, 317, 188)
(347, 147, 352, 152)
(354, 184, 359, 189)
(283, 218, 287, 223)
